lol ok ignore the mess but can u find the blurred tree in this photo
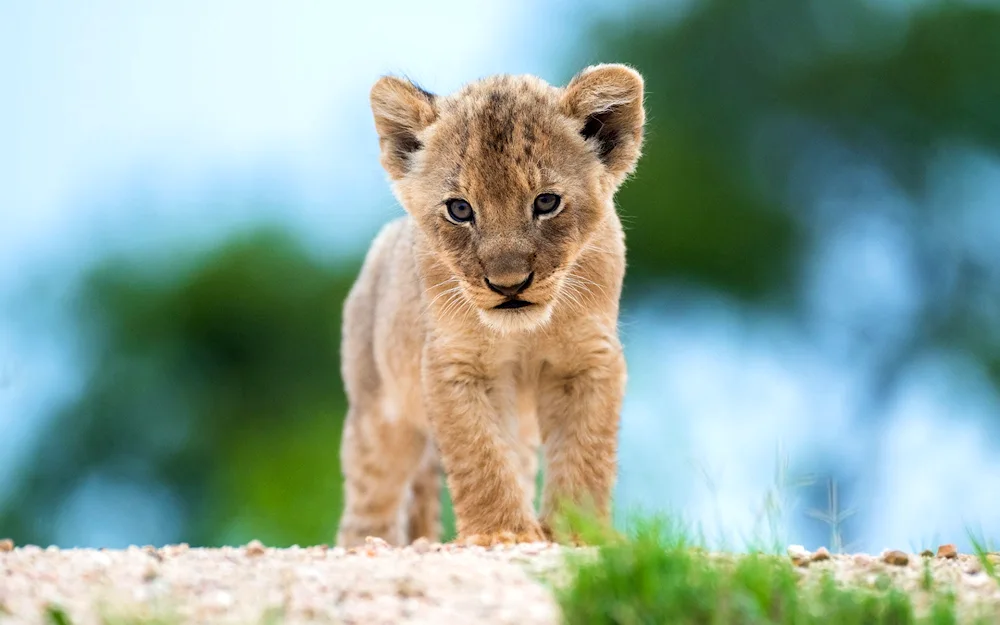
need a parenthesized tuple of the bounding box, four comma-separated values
(575, 0, 1000, 392)
(575, 0, 1000, 297)
(0, 229, 356, 547)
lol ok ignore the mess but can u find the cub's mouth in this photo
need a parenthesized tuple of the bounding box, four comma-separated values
(494, 299, 534, 310)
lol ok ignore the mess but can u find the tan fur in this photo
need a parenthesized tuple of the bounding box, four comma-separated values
(336, 65, 645, 547)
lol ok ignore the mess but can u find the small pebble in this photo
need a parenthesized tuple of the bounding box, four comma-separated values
(365, 536, 390, 550)
(410, 538, 432, 554)
(162, 543, 190, 557)
(142, 564, 159, 582)
(968, 574, 995, 587)
(937, 544, 958, 559)
(787, 545, 811, 567)
(396, 577, 425, 598)
(883, 550, 909, 566)
(920, 549, 934, 558)
(787, 545, 810, 559)
(811, 547, 831, 562)
(519, 543, 547, 556)
(245, 540, 266, 557)
(0, 538, 13, 552)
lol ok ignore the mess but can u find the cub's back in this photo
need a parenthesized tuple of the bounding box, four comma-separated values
(340, 216, 426, 410)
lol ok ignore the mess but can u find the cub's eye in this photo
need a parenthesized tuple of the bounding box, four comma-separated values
(533, 193, 561, 216)
(445, 199, 474, 223)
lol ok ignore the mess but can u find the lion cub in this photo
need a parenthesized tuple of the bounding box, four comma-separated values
(335, 64, 645, 547)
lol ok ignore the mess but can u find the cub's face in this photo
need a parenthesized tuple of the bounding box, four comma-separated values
(369, 65, 645, 332)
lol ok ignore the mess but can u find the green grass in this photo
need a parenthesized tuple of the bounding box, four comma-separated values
(46, 602, 179, 625)
(967, 529, 998, 584)
(556, 517, 997, 625)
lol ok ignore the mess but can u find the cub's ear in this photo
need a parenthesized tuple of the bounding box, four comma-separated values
(370, 76, 438, 180)
(561, 64, 645, 181)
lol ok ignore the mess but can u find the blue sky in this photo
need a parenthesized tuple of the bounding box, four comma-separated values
(0, 0, 591, 275)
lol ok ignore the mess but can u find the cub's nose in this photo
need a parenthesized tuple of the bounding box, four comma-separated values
(485, 272, 534, 298)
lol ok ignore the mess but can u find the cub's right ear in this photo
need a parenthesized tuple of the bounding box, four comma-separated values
(370, 76, 438, 180)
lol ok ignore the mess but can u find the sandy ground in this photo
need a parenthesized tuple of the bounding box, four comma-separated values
(0, 539, 566, 625)
(1, 538, 999, 624)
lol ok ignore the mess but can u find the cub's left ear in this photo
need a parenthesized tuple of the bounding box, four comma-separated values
(561, 64, 646, 180)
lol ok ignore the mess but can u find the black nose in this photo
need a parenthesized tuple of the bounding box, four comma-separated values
(485, 272, 534, 298)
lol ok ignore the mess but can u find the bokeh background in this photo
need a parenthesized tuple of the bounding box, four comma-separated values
(3, 0, 1000, 554)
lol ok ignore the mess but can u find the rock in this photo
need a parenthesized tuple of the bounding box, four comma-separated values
(142, 564, 159, 582)
(142, 545, 163, 562)
(967, 573, 996, 588)
(852, 554, 873, 566)
(787, 545, 810, 559)
(883, 550, 909, 566)
(811, 547, 831, 562)
(410, 538, 432, 554)
(365, 536, 390, 550)
(245, 540, 266, 557)
(787, 545, 811, 567)
(162, 543, 190, 557)
(937, 544, 958, 559)
(0, 538, 13, 553)
(396, 577, 425, 598)
(518, 542, 548, 556)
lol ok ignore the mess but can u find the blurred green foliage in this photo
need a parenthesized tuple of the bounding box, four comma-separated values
(589, 0, 1000, 303)
(1, 230, 357, 547)
(3, 0, 1000, 547)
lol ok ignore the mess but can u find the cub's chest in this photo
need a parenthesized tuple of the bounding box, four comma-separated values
(475, 332, 564, 385)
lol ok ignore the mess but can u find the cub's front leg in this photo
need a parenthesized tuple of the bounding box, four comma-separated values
(423, 347, 543, 545)
(537, 336, 626, 540)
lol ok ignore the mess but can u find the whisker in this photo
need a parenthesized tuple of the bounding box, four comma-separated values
(423, 277, 462, 299)
(581, 242, 618, 256)
(556, 279, 586, 316)
(439, 288, 474, 322)
(427, 284, 464, 309)
(562, 274, 602, 311)
(567, 272, 608, 297)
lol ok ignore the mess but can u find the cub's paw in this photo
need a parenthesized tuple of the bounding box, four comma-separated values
(458, 528, 547, 547)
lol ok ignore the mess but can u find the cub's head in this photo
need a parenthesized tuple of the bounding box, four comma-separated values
(369, 64, 645, 332)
